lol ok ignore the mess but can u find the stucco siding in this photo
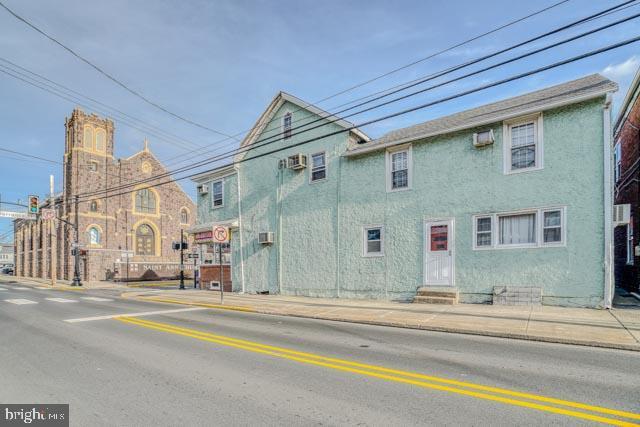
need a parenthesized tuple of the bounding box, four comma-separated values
(194, 95, 608, 307)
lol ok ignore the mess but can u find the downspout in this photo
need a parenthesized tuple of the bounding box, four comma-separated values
(336, 147, 342, 298)
(277, 166, 283, 294)
(235, 166, 246, 293)
(603, 93, 613, 309)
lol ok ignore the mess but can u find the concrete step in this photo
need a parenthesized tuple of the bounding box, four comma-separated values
(416, 286, 459, 299)
(413, 295, 457, 305)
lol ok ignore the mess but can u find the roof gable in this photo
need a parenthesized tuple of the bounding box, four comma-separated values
(236, 92, 369, 161)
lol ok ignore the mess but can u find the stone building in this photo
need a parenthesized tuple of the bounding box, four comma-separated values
(14, 108, 195, 282)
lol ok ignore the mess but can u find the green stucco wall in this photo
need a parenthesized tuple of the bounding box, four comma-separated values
(197, 97, 607, 307)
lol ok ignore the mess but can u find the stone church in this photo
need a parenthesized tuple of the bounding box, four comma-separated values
(14, 108, 196, 282)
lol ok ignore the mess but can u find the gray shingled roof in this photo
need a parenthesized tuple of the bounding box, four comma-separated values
(346, 74, 617, 155)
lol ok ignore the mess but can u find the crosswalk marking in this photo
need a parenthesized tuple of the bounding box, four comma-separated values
(14, 287, 30, 290)
(45, 298, 77, 303)
(0, 287, 6, 291)
(4, 299, 38, 305)
(81, 297, 113, 302)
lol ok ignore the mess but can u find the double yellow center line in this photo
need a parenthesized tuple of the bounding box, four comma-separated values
(117, 316, 640, 426)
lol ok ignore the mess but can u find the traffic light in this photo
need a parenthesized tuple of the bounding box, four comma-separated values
(28, 195, 39, 214)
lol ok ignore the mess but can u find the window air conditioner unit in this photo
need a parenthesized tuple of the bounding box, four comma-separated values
(197, 184, 208, 195)
(614, 204, 631, 226)
(259, 232, 274, 245)
(473, 129, 495, 148)
(287, 154, 307, 170)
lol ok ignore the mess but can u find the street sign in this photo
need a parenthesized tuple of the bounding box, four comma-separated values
(212, 226, 229, 243)
(187, 253, 199, 259)
(41, 208, 55, 220)
(121, 251, 134, 258)
(0, 210, 31, 219)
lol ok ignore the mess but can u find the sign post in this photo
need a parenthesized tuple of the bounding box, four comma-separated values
(212, 226, 229, 304)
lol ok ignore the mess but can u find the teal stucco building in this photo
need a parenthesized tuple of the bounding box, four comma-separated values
(190, 74, 618, 308)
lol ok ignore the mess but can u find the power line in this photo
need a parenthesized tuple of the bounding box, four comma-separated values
(159, 0, 636, 170)
(77, 34, 640, 202)
(75, 7, 640, 198)
(0, 57, 209, 152)
(0, 0, 236, 139)
(0, 63, 206, 153)
(0, 147, 60, 164)
(150, 0, 576, 168)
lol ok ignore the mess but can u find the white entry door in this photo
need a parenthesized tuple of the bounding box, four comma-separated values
(424, 219, 454, 286)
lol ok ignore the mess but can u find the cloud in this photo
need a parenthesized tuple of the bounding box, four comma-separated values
(602, 55, 640, 83)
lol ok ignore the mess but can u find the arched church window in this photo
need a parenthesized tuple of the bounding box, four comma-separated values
(95, 129, 106, 152)
(88, 227, 101, 245)
(83, 126, 93, 149)
(180, 208, 188, 224)
(135, 224, 155, 256)
(135, 189, 157, 214)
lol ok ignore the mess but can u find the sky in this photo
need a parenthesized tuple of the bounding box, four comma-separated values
(0, 0, 639, 242)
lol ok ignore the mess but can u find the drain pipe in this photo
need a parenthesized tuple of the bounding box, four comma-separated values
(235, 165, 246, 294)
(603, 93, 613, 309)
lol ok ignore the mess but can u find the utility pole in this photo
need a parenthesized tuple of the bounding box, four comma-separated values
(179, 228, 185, 290)
(71, 194, 82, 286)
(50, 175, 56, 287)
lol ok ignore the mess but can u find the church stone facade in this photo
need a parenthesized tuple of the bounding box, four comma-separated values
(14, 109, 195, 282)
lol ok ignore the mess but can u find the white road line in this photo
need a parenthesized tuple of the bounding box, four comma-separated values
(64, 307, 208, 323)
(4, 299, 38, 305)
(81, 297, 114, 302)
(0, 287, 6, 291)
(14, 287, 30, 290)
(45, 298, 78, 303)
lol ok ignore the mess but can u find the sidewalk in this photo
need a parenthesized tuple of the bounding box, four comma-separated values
(121, 289, 640, 352)
(0, 275, 123, 290)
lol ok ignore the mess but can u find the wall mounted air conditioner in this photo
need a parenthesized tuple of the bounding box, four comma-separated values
(197, 184, 208, 195)
(614, 204, 631, 226)
(259, 232, 274, 245)
(287, 154, 307, 170)
(472, 129, 495, 148)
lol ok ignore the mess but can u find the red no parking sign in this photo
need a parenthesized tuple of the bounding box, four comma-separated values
(212, 226, 229, 243)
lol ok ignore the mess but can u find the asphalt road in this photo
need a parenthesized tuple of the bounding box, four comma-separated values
(1, 277, 639, 426)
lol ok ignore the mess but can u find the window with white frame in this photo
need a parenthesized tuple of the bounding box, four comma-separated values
(542, 209, 562, 244)
(310, 152, 326, 182)
(473, 207, 565, 249)
(505, 115, 542, 173)
(499, 213, 536, 246)
(211, 180, 223, 208)
(386, 146, 411, 191)
(614, 142, 622, 182)
(363, 226, 383, 256)
(627, 215, 634, 265)
(283, 112, 292, 139)
(475, 216, 492, 247)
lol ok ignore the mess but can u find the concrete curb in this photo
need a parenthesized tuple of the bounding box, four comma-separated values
(122, 293, 640, 353)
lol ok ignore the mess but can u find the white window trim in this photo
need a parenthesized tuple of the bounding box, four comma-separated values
(282, 110, 293, 140)
(211, 179, 224, 209)
(473, 215, 493, 249)
(362, 225, 384, 257)
(385, 144, 412, 193)
(472, 206, 566, 250)
(309, 151, 327, 183)
(503, 113, 544, 175)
